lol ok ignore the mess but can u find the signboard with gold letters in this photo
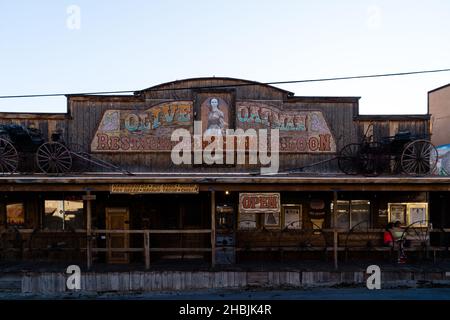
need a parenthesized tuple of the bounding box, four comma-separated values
(110, 184, 199, 194)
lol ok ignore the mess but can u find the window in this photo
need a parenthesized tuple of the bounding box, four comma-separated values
(331, 200, 370, 229)
(388, 203, 428, 227)
(44, 200, 84, 230)
(6, 203, 25, 226)
(282, 204, 302, 229)
(388, 203, 407, 225)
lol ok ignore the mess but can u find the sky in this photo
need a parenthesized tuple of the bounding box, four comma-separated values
(0, 0, 449, 114)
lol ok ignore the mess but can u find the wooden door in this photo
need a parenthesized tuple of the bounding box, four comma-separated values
(106, 207, 130, 263)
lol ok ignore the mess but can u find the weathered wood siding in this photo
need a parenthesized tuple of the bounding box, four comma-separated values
(17, 270, 450, 293)
(356, 118, 430, 142)
(0, 114, 68, 143)
(0, 78, 430, 173)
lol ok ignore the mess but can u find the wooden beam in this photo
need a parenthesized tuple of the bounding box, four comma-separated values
(86, 191, 93, 270)
(2, 176, 450, 193)
(211, 190, 216, 268)
(90, 229, 211, 234)
(0, 112, 69, 120)
(149, 248, 212, 252)
(333, 191, 338, 270)
(144, 230, 150, 270)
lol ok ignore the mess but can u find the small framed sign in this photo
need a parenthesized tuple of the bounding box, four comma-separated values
(388, 202, 428, 227)
(6, 203, 25, 226)
(407, 203, 428, 226)
(264, 211, 281, 229)
(238, 213, 257, 230)
(282, 204, 302, 229)
(388, 203, 407, 225)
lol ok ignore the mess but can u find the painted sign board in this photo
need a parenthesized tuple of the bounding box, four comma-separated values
(91, 99, 336, 154)
(110, 184, 199, 194)
(239, 193, 281, 214)
(434, 144, 450, 176)
(91, 101, 193, 152)
(236, 102, 336, 153)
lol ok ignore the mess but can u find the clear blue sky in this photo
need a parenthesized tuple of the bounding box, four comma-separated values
(0, 0, 449, 114)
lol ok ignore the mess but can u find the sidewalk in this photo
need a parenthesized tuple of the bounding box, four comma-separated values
(2, 287, 450, 300)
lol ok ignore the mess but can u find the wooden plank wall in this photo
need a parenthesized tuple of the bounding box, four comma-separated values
(0, 78, 429, 174)
(281, 101, 357, 173)
(0, 115, 68, 143)
(19, 270, 450, 293)
(356, 119, 429, 142)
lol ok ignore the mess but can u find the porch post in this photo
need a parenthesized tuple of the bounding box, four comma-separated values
(333, 190, 338, 270)
(85, 191, 93, 270)
(211, 190, 216, 268)
(144, 230, 150, 270)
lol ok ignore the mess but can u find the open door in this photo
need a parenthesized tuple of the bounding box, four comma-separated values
(105, 207, 130, 263)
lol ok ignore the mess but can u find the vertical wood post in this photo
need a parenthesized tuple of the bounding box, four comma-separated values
(85, 191, 93, 270)
(211, 190, 216, 268)
(333, 190, 338, 270)
(144, 230, 150, 270)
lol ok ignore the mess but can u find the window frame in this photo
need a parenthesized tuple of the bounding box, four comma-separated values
(331, 199, 371, 230)
(6, 202, 25, 227)
(42, 196, 85, 231)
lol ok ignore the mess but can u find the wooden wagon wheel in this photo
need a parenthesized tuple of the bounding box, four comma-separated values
(344, 220, 374, 259)
(401, 140, 438, 176)
(278, 220, 329, 261)
(338, 143, 364, 175)
(400, 220, 431, 261)
(0, 138, 19, 174)
(36, 142, 72, 174)
(360, 142, 386, 176)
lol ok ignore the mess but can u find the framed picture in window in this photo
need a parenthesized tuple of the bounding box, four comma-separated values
(407, 203, 428, 227)
(264, 211, 280, 229)
(238, 213, 257, 230)
(6, 203, 25, 226)
(388, 203, 407, 225)
(282, 204, 302, 229)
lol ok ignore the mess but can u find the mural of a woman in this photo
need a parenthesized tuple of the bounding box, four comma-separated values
(204, 98, 225, 136)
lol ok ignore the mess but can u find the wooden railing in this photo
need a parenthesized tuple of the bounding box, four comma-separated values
(90, 229, 212, 269)
(1, 228, 449, 268)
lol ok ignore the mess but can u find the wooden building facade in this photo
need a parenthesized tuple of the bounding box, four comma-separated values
(0, 77, 449, 270)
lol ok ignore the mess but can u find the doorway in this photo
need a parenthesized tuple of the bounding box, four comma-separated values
(105, 207, 130, 263)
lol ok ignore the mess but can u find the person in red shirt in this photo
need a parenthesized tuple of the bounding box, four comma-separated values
(383, 222, 394, 247)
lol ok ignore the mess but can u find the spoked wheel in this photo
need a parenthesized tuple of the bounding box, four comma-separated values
(280, 220, 315, 248)
(338, 143, 364, 175)
(0, 138, 19, 174)
(360, 142, 386, 176)
(400, 220, 431, 261)
(67, 143, 91, 173)
(344, 220, 374, 261)
(278, 220, 329, 261)
(36, 142, 72, 174)
(401, 140, 438, 176)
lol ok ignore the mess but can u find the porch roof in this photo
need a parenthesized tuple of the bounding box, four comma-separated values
(1, 173, 450, 192)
